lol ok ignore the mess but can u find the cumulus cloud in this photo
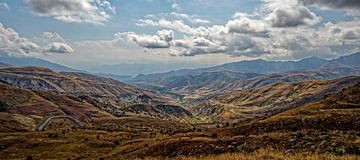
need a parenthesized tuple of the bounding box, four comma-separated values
(0, 23, 41, 56)
(266, 6, 320, 27)
(263, 0, 320, 27)
(45, 42, 74, 53)
(24, 0, 115, 25)
(0, 23, 74, 56)
(106, 0, 359, 59)
(226, 12, 267, 34)
(115, 30, 174, 49)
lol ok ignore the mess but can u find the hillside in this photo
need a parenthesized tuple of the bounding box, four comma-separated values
(223, 67, 360, 91)
(190, 76, 360, 123)
(0, 66, 193, 128)
(133, 81, 360, 159)
(0, 66, 172, 102)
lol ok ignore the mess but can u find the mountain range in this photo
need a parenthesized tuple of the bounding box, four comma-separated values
(133, 52, 359, 80)
(0, 52, 82, 72)
(129, 52, 360, 97)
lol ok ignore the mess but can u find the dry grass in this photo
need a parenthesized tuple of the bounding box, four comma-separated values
(144, 148, 360, 160)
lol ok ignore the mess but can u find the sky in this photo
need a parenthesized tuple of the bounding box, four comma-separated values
(0, 0, 359, 75)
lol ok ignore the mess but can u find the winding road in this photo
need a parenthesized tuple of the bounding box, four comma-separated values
(36, 115, 85, 131)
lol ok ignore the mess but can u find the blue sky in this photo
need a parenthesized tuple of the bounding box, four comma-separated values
(0, 0, 359, 75)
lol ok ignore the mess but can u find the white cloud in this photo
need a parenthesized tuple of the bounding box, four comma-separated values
(0, 23, 41, 56)
(115, 30, 174, 49)
(263, 0, 321, 27)
(226, 12, 268, 34)
(24, 0, 115, 25)
(0, 23, 74, 56)
(37, 0, 356, 60)
(131, 6, 359, 59)
(45, 42, 74, 53)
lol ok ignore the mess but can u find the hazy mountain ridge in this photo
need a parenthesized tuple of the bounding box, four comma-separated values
(0, 61, 11, 68)
(134, 71, 261, 95)
(132, 52, 359, 80)
(221, 67, 360, 91)
(130, 52, 360, 97)
(0, 52, 83, 72)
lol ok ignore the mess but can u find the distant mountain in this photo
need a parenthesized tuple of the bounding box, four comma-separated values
(130, 52, 360, 97)
(96, 73, 133, 82)
(0, 52, 83, 72)
(332, 52, 360, 67)
(85, 62, 213, 76)
(133, 52, 360, 80)
(214, 57, 329, 73)
(220, 67, 360, 91)
(134, 71, 261, 96)
(0, 61, 11, 68)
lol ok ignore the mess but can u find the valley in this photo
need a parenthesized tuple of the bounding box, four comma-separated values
(0, 52, 359, 159)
